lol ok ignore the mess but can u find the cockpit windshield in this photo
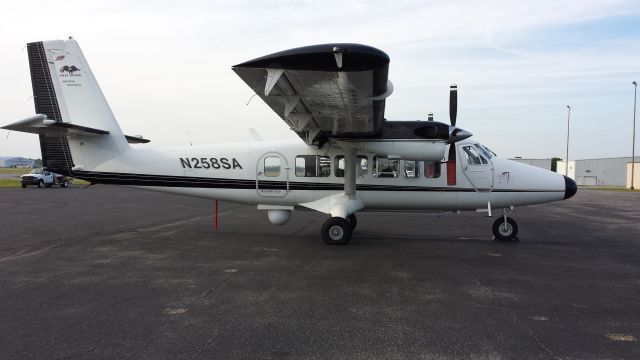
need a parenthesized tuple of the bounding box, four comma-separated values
(475, 144, 497, 159)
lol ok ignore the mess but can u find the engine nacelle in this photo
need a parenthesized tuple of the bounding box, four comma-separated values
(353, 139, 446, 161)
(268, 210, 291, 225)
(340, 121, 470, 161)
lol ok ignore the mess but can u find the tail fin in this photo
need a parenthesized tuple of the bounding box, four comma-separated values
(26, 38, 128, 174)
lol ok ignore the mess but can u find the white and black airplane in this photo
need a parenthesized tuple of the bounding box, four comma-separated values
(3, 38, 577, 245)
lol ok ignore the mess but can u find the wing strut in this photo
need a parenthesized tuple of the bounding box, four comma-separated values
(298, 144, 363, 218)
(344, 146, 356, 196)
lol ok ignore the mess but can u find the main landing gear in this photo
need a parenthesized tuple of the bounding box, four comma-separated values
(321, 214, 357, 245)
(492, 208, 518, 241)
(317, 146, 362, 245)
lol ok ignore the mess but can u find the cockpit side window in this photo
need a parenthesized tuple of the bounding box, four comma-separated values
(477, 144, 497, 158)
(475, 144, 494, 160)
(462, 146, 488, 165)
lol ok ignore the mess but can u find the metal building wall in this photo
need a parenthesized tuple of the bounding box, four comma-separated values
(556, 160, 576, 179)
(627, 163, 640, 188)
(558, 157, 633, 186)
(0, 157, 35, 168)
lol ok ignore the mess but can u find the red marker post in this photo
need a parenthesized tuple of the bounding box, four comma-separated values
(214, 200, 219, 231)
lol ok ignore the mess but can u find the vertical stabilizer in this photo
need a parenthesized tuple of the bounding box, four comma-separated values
(27, 37, 129, 174)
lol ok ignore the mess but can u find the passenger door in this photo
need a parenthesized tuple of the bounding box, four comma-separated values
(460, 145, 494, 191)
(256, 152, 290, 198)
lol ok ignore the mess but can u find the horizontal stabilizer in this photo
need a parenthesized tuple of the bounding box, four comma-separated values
(2, 114, 109, 137)
(125, 135, 150, 144)
(2, 114, 148, 144)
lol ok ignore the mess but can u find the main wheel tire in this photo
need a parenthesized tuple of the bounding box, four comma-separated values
(38, 180, 44, 188)
(347, 214, 357, 230)
(21, 184, 27, 188)
(62, 180, 69, 188)
(492, 217, 518, 241)
(321, 217, 353, 245)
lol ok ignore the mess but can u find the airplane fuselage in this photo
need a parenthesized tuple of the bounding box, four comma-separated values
(70, 139, 569, 213)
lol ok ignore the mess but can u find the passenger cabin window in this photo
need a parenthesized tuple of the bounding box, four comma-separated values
(358, 157, 368, 177)
(335, 155, 369, 178)
(263, 156, 281, 177)
(295, 155, 331, 177)
(424, 161, 441, 178)
(403, 160, 419, 178)
(373, 156, 399, 178)
(462, 146, 488, 165)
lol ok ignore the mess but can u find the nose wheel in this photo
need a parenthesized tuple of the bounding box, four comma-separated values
(492, 216, 518, 241)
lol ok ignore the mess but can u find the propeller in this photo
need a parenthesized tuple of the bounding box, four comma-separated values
(449, 84, 457, 126)
(447, 84, 460, 185)
(448, 84, 460, 162)
(448, 140, 457, 161)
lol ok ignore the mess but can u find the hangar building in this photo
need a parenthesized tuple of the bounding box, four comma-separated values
(0, 157, 35, 168)
(556, 157, 638, 187)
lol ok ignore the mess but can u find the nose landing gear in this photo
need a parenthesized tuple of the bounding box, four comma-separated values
(492, 208, 518, 241)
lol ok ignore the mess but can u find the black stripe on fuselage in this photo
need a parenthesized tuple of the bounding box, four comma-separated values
(72, 171, 563, 193)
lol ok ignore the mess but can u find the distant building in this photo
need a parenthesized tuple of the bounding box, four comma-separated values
(510, 158, 552, 171)
(626, 163, 640, 188)
(557, 157, 636, 187)
(0, 157, 35, 168)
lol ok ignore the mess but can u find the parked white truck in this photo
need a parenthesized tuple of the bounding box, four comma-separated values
(20, 169, 70, 188)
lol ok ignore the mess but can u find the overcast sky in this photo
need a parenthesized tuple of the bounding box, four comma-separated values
(1, 0, 639, 160)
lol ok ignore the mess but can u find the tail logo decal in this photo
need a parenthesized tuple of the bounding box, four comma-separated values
(60, 65, 81, 74)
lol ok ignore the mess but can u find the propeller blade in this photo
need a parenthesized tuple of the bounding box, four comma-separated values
(448, 143, 456, 162)
(449, 84, 457, 126)
(446, 143, 457, 185)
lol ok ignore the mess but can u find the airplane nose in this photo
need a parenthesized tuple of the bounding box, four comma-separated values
(563, 176, 577, 199)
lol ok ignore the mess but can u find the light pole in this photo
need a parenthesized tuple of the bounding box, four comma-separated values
(632, 81, 637, 190)
(566, 105, 571, 177)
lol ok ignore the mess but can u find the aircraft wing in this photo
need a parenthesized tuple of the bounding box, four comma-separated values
(233, 44, 392, 147)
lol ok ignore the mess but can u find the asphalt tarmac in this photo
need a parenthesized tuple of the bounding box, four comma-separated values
(1, 185, 639, 359)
